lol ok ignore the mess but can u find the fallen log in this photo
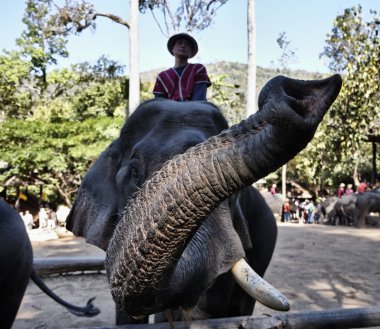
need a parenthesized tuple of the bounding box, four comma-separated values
(33, 256, 105, 275)
(65, 306, 380, 329)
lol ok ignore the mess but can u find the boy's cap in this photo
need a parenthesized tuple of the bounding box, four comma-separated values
(167, 33, 198, 58)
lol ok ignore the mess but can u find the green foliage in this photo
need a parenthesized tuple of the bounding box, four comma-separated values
(16, 0, 69, 90)
(0, 51, 127, 205)
(0, 117, 123, 205)
(0, 51, 33, 118)
(208, 74, 245, 125)
(318, 6, 380, 186)
(72, 80, 127, 120)
(280, 6, 380, 194)
(140, 81, 155, 102)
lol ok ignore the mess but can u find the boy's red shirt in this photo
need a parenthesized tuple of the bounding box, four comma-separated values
(153, 63, 211, 101)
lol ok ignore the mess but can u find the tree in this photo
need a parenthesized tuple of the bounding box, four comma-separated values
(0, 117, 123, 206)
(139, 0, 230, 36)
(208, 74, 244, 125)
(16, 0, 69, 92)
(0, 51, 32, 119)
(320, 5, 380, 186)
(274, 32, 297, 75)
(284, 6, 380, 195)
(46, 0, 139, 116)
(246, 0, 256, 117)
(0, 55, 127, 205)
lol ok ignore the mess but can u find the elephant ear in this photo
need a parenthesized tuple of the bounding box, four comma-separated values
(66, 139, 123, 251)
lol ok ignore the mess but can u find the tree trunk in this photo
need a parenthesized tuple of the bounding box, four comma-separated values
(282, 165, 287, 199)
(128, 0, 140, 116)
(246, 0, 256, 117)
(353, 159, 360, 188)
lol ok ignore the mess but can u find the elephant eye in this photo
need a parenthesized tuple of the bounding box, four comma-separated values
(128, 164, 140, 178)
(115, 159, 145, 196)
(127, 161, 146, 188)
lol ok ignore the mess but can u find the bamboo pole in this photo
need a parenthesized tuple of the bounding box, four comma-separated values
(33, 256, 105, 275)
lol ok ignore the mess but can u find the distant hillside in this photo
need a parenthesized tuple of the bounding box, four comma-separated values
(141, 61, 326, 98)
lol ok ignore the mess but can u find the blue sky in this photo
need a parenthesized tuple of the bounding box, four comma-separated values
(0, 1, 379, 73)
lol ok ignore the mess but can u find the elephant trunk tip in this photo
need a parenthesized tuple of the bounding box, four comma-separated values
(255, 74, 342, 134)
(285, 74, 342, 120)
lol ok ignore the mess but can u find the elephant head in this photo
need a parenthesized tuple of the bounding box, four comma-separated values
(67, 74, 342, 322)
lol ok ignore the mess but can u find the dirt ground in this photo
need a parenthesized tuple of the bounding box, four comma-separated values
(12, 222, 380, 329)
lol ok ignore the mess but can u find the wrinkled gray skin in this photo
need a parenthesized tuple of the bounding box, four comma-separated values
(0, 199, 99, 329)
(354, 190, 380, 228)
(67, 75, 341, 325)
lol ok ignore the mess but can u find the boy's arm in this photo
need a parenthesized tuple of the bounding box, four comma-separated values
(192, 64, 211, 101)
(192, 82, 208, 101)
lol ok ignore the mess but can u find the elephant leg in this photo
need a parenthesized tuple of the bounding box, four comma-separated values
(353, 210, 359, 228)
(0, 254, 32, 329)
(328, 209, 337, 225)
(356, 209, 367, 228)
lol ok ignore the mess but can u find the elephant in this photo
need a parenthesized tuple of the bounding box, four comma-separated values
(324, 194, 357, 226)
(66, 74, 342, 325)
(0, 199, 99, 329)
(320, 196, 339, 223)
(354, 190, 380, 228)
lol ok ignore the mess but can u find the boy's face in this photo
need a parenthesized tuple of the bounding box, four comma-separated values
(172, 38, 193, 59)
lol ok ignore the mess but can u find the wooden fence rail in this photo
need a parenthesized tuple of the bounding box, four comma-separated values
(65, 306, 380, 329)
(33, 256, 105, 275)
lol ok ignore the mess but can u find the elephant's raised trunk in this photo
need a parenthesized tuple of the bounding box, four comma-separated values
(105, 75, 342, 315)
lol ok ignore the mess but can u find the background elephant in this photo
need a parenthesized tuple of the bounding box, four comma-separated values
(0, 199, 99, 329)
(354, 190, 380, 228)
(67, 74, 341, 325)
(320, 196, 339, 224)
(330, 194, 357, 226)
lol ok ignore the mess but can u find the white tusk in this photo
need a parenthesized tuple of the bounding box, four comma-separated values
(231, 258, 290, 311)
